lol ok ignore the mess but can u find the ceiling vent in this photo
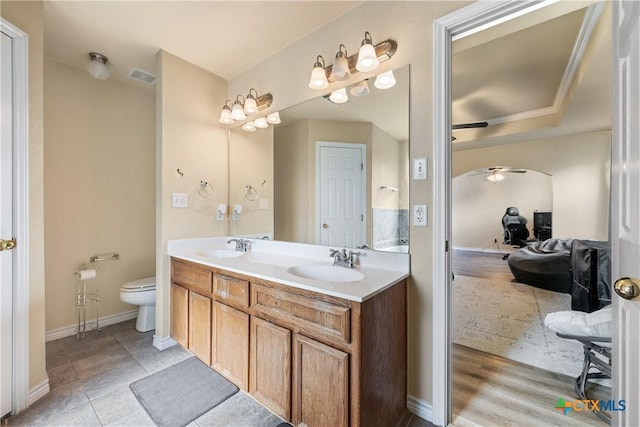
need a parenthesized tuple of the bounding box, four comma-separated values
(127, 68, 156, 85)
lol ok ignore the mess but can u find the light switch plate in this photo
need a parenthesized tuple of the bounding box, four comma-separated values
(259, 198, 269, 210)
(172, 193, 188, 208)
(413, 158, 427, 180)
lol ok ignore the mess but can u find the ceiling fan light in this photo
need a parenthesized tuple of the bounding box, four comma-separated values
(330, 45, 351, 81)
(356, 32, 379, 72)
(329, 87, 348, 104)
(374, 70, 396, 90)
(486, 173, 505, 182)
(349, 80, 369, 97)
(254, 116, 268, 128)
(308, 55, 329, 90)
(266, 112, 281, 124)
(87, 52, 110, 80)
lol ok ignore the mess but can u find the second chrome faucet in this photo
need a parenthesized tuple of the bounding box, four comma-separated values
(329, 248, 361, 268)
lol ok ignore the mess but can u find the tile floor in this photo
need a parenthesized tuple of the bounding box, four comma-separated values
(4, 319, 432, 427)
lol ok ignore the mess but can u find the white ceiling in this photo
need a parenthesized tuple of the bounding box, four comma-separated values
(42, 1, 611, 148)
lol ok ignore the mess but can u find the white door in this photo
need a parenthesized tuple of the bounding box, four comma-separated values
(0, 30, 14, 418)
(612, 2, 640, 426)
(317, 143, 366, 248)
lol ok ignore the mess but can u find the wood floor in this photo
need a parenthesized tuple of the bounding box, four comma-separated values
(450, 249, 609, 427)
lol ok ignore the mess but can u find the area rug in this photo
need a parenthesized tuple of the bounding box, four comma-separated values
(452, 274, 584, 376)
(130, 356, 239, 427)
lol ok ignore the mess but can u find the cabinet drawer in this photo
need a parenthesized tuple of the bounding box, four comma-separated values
(172, 260, 212, 295)
(252, 284, 351, 345)
(214, 273, 249, 308)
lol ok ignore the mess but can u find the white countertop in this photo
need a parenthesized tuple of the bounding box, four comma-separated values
(167, 237, 410, 302)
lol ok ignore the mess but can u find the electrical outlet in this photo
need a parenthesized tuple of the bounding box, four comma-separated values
(172, 192, 188, 208)
(413, 158, 427, 180)
(413, 204, 427, 227)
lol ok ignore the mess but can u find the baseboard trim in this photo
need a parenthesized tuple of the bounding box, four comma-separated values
(45, 309, 138, 342)
(453, 245, 512, 254)
(407, 395, 433, 423)
(28, 379, 50, 406)
(153, 334, 177, 351)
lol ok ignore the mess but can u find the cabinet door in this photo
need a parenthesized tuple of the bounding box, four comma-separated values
(212, 301, 249, 390)
(293, 334, 349, 427)
(250, 317, 291, 420)
(170, 284, 189, 348)
(189, 291, 212, 364)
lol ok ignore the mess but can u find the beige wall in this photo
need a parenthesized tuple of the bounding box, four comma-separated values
(231, 1, 472, 403)
(43, 58, 156, 331)
(155, 50, 229, 340)
(452, 171, 553, 249)
(453, 130, 611, 243)
(372, 125, 403, 210)
(229, 127, 274, 237)
(1, 0, 48, 390)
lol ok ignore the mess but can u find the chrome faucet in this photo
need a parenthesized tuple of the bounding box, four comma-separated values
(227, 238, 251, 252)
(329, 248, 361, 268)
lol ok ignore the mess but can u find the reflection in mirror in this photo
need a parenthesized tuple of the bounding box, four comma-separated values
(229, 65, 409, 253)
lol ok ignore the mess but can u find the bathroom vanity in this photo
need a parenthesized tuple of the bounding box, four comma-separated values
(168, 237, 409, 427)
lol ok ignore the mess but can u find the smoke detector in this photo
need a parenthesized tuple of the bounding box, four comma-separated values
(127, 68, 156, 85)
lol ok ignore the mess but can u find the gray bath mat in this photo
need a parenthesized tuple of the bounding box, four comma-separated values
(130, 356, 238, 427)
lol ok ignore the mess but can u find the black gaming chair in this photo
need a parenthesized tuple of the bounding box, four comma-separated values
(502, 207, 530, 247)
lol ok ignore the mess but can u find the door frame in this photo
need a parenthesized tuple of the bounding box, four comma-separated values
(1, 17, 30, 414)
(315, 141, 367, 246)
(432, 1, 602, 425)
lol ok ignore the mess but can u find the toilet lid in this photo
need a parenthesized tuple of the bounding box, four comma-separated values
(122, 276, 156, 291)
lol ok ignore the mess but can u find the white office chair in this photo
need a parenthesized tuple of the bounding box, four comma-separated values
(544, 305, 612, 423)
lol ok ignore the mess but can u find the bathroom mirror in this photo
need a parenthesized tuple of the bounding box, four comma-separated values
(229, 65, 409, 252)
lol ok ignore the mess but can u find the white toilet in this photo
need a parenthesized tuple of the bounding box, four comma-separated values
(120, 277, 156, 332)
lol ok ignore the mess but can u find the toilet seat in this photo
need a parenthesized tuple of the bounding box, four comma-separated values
(121, 277, 156, 293)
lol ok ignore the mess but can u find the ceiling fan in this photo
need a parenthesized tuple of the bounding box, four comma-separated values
(468, 166, 527, 182)
(451, 121, 488, 140)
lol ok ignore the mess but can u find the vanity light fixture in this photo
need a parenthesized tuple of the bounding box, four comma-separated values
(231, 95, 247, 120)
(308, 55, 330, 90)
(349, 79, 370, 97)
(244, 88, 259, 115)
(356, 32, 379, 72)
(329, 44, 351, 81)
(87, 52, 110, 80)
(218, 100, 234, 124)
(329, 87, 349, 104)
(266, 111, 281, 124)
(254, 116, 269, 129)
(308, 34, 397, 91)
(374, 70, 396, 89)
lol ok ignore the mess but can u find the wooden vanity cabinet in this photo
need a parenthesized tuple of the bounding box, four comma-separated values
(189, 291, 212, 364)
(170, 257, 407, 427)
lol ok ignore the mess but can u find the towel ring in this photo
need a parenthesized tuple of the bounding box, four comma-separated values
(244, 185, 258, 202)
(199, 180, 215, 199)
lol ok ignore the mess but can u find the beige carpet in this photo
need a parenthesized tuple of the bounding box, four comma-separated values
(452, 274, 584, 377)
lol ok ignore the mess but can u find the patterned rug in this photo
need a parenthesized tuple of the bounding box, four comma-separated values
(452, 274, 584, 376)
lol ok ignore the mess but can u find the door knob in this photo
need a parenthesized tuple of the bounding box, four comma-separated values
(614, 277, 640, 300)
(322, 223, 328, 229)
(0, 238, 16, 251)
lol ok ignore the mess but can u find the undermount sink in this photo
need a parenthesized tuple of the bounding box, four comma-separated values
(287, 264, 365, 283)
(198, 249, 244, 259)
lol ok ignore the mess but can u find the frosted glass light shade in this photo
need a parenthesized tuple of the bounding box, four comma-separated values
(487, 173, 505, 182)
(244, 96, 258, 115)
(219, 107, 234, 124)
(266, 112, 281, 124)
(254, 117, 268, 128)
(374, 70, 396, 89)
(330, 52, 351, 81)
(309, 66, 329, 90)
(231, 101, 246, 120)
(356, 43, 379, 72)
(242, 121, 256, 132)
(329, 88, 348, 104)
(87, 58, 110, 80)
(350, 80, 369, 97)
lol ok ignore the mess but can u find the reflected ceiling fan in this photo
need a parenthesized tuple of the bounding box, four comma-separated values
(451, 121, 488, 140)
(469, 166, 527, 182)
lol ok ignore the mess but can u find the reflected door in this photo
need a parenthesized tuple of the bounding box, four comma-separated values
(317, 143, 366, 247)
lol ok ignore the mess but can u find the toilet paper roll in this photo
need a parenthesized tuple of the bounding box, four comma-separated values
(77, 269, 97, 280)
